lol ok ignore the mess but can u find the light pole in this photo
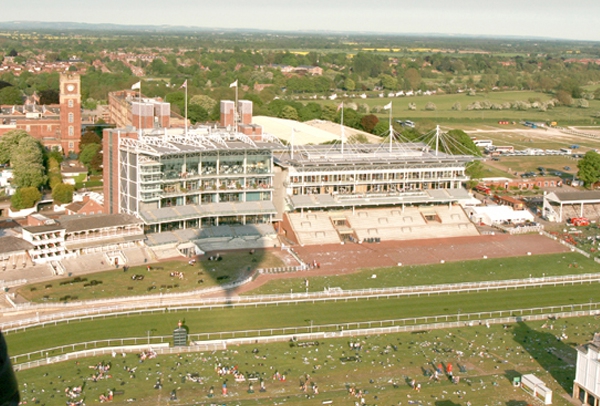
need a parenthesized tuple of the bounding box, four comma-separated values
(457, 308, 461, 322)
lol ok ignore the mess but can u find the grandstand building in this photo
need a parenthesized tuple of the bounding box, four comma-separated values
(542, 191, 600, 222)
(104, 98, 479, 248)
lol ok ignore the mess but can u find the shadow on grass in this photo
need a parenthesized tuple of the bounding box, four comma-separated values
(512, 321, 577, 392)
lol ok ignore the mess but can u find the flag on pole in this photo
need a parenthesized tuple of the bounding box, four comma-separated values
(383, 102, 392, 110)
(131, 81, 141, 90)
(336, 102, 343, 112)
(179, 80, 188, 89)
(229, 79, 238, 88)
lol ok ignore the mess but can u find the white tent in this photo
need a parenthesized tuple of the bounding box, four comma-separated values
(467, 205, 534, 226)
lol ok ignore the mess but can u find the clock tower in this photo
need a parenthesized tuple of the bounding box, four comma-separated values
(59, 73, 82, 153)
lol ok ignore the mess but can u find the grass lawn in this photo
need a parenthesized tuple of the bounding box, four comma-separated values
(314, 90, 600, 126)
(247, 253, 595, 295)
(6, 283, 600, 359)
(485, 155, 580, 177)
(12, 316, 598, 406)
(17, 251, 285, 303)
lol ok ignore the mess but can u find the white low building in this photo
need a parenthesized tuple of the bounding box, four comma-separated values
(466, 205, 534, 226)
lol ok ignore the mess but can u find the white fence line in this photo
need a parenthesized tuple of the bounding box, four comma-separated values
(3, 272, 600, 332)
(12, 305, 600, 370)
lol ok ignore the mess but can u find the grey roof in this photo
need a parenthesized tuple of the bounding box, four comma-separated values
(59, 213, 143, 233)
(289, 189, 469, 210)
(140, 201, 276, 224)
(0, 236, 34, 254)
(547, 191, 600, 203)
(22, 224, 65, 233)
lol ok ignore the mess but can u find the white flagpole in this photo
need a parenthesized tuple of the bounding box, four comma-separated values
(184, 81, 188, 136)
(139, 82, 142, 136)
(235, 82, 238, 133)
(388, 102, 393, 152)
(341, 102, 344, 154)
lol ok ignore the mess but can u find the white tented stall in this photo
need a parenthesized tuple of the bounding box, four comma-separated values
(521, 374, 552, 405)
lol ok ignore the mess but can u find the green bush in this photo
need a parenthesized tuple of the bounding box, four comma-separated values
(11, 187, 42, 210)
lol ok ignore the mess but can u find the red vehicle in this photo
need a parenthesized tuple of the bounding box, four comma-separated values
(569, 217, 590, 227)
(475, 184, 491, 195)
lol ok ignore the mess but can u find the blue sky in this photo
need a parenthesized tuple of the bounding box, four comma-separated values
(2, 0, 598, 41)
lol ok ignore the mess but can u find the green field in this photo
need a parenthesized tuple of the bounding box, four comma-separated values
(7, 279, 600, 357)
(12, 317, 598, 406)
(247, 253, 595, 295)
(321, 90, 600, 126)
(17, 252, 284, 303)
(6, 251, 600, 406)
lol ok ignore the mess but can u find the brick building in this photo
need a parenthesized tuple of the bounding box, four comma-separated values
(0, 73, 82, 153)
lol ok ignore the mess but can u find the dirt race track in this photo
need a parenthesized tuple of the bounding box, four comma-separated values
(294, 233, 569, 272)
(237, 233, 571, 293)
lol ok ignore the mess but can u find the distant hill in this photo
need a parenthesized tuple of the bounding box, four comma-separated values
(0, 21, 559, 41)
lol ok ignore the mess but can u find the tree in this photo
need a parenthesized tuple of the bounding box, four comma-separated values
(0, 129, 29, 164)
(451, 102, 461, 111)
(380, 74, 397, 90)
(188, 104, 209, 123)
(360, 114, 379, 133)
(577, 99, 590, 109)
(52, 183, 74, 205)
(190, 94, 217, 111)
(577, 150, 600, 188)
(372, 121, 389, 137)
(445, 129, 481, 156)
(343, 78, 355, 91)
(11, 136, 47, 189)
(79, 143, 101, 170)
(79, 130, 101, 151)
(279, 105, 299, 121)
(424, 102, 436, 111)
(556, 90, 573, 106)
(0, 86, 23, 105)
(39, 89, 59, 105)
(404, 68, 421, 90)
(11, 187, 41, 210)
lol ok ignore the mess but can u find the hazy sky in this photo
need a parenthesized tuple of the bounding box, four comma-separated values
(2, 0, 598, 41)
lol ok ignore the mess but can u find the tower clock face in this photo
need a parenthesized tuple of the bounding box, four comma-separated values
(67, 84, 75, 92)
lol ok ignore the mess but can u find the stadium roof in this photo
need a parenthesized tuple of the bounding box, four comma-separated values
(252, 116, 381, 144)
(117, 128, 284, 156)
(545, 191, 600, 204)
(275, 142, 474, 167)
(289, 188, 472, 210)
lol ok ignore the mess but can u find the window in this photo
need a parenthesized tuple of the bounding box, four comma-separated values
(68, 113, 74, 123)
(68, 126, 74, 136)
(68, 99, 74, 108)
(69, 141, 74, 149)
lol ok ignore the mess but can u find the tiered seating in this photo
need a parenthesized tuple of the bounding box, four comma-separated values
(347, 206, 478, 242)
(286, 212, 341, 245)
(582, 205, 600, 220)
(562, 205, 580, 219)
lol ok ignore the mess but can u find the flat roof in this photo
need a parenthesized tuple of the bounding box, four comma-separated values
(275, 143, 473, 167)
(59, 213, 143, 233)
(546, 191, 600, 203)
(139, 201, 276, 224)
(289, 188, 471, 210)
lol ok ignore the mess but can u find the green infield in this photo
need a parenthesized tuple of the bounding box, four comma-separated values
(12, 316, 598, 406)
(6, 283, 600, 359)
(248, 253, 597, 295)
(17, 251, 285, 303)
